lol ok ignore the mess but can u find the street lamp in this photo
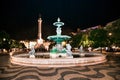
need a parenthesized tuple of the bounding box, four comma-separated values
(108, 32, 113, 50)
(108, 32, 112, 36)
(3, 38, 6, 41)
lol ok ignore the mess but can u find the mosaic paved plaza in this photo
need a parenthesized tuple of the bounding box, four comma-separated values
(0, 52, 120, 80)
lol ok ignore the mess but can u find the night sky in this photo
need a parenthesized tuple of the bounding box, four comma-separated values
(0, 0, 120, 40)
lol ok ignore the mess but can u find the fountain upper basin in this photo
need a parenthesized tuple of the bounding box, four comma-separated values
(47, 35, 71, 42)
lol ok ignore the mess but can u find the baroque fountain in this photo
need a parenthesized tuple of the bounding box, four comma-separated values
(47, 18, 73, 58)
(10, 18, 106, 67)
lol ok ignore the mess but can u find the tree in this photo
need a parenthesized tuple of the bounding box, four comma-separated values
(0, 31, 10, 52)
(70, 34, 82, 48)
(10, 39, 26, 49)
(79, 33, 93, 48)
(105, 18, 120, 46)
(89, 28, 108, 52)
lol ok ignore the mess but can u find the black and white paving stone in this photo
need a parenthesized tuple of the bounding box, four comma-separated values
(0, 52, 120, 80)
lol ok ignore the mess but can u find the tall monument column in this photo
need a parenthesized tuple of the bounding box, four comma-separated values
(38, 17, 42, 39)
(37, 16, 43, 44)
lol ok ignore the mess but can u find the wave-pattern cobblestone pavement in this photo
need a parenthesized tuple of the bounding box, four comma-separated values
(0, 52, 120, 80)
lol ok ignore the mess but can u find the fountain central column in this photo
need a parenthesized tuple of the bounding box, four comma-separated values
(53, 18, 64, 51)
(54, 18, 63, 36)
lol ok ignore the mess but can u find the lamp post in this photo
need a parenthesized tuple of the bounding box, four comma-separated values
(108, 32, 112, 45)
(108, 32, 113, 52)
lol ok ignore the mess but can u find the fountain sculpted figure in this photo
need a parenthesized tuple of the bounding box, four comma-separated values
(79, 45, 85, 57)
(79, 45, 84, 53)
(66, 44, 73, 57)
(56, 27, 62, 35)
(29, 47, 35, 58)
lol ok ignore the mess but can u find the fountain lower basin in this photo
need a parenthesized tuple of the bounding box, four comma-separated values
(10, 52, 106, 67)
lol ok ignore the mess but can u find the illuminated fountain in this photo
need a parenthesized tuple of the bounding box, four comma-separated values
(10, 18, 107, 67)
(47, 18, 72, 58)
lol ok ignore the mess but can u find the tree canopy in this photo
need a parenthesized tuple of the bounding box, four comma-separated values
(89, 28, 108, 48)
(105, 18, 120, 46)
